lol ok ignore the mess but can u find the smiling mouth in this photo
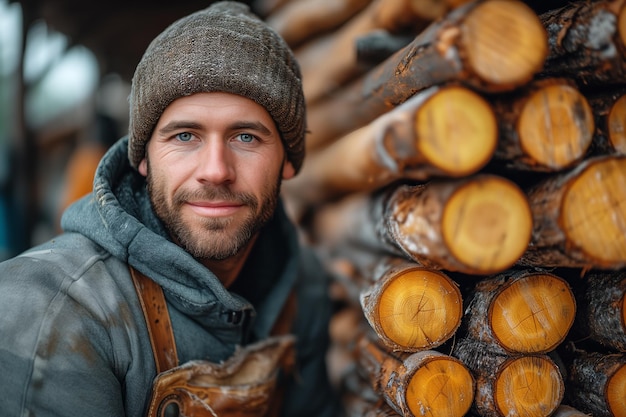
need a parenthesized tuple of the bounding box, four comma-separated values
(185, 201, 245, 217)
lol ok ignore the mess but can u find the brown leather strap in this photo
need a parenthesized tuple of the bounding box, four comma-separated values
(130, 267, 179, 372)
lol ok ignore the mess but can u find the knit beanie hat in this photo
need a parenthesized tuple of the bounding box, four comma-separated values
(128, 1, 306, 173)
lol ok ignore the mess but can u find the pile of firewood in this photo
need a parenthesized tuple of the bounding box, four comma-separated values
(255, 0, 626, 416)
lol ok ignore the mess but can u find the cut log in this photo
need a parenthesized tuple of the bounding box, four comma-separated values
(356, 334, 475, 417)
(589, 89, 626, 155)
(453, 338, 565, 417)
(464, 269, 576, 354)
(493, 78, 595, 171)
(359, 256, 463, 352)
(519, 155, 626, 269)
(313, 175, 532, 275)
(539, 0, 626, 88)
(266, 0, 371, 48)
(355, 30, 416, 66)
(305, 0, 548, 151)
(566, 349, 626, 417)
(296, 0, 436, 105)
(283, 84, 497, 219)
(576, 270, 626, 352)
(608, 92, 626, 153)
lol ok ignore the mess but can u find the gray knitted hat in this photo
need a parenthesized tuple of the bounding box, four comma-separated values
(128, 1, 306, 172)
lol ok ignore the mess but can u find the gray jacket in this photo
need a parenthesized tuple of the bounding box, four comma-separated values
(0, 137, 338, 417)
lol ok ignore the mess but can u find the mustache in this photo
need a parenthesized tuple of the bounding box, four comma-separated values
(173, 186, 257, 207)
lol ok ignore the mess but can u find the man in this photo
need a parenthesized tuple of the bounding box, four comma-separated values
(0, 2, 339, 416)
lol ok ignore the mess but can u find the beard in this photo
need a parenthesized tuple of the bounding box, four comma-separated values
(146, 164, 281, 261)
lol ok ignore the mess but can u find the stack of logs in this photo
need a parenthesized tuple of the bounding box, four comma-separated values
(255, 0, 626, 416)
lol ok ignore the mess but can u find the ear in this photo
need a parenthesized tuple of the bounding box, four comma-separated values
(282, 160, 296, 180)
(138, 157, 148, 177)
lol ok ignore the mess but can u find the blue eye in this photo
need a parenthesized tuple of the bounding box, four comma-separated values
(238, 133, 255, 143)
(176, 132, 193, 142)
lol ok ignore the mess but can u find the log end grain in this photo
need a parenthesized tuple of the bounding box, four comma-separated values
(569, 351, 626, 417)
(405, 355, 474, 417)
(518, 83, 595, 170)
(608, 93, 626, 154)
(562, 156, 626, 267)
(415, 86, 498, 177)
(441, 175, 532, 274)
(607, 362, 626, 417)
(494, 355, 564, 417)
(372, 267, 463, 351)
(489, 272, 576, 354)
(461, 0, 547, 89)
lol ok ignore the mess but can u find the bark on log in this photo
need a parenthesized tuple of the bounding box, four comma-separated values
(518, 155, 626, 269)
(266, 0, 371, 48)
(566, 349, 626, 417)
(588, 88, 626, 156)
(539, 0, 626, 88)
(576, 270, 626, 352)
(453, 338, 565, 417)
(283, 84, 497, 219)
(296, 0, 436, 105)
(464, 269, 576, 354)
(493, 78, 595, 171)
(356, 334, 475, 417)
(355, 30, 415, 66)
(312, 175, 532, 275)
(305, 0, 548, 151)
(359, 256, 463, 352)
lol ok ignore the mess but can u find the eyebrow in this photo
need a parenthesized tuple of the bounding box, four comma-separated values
(226, 121, 273, 136)
(157, 121, 204, 135)
(156, 120, 274, 136)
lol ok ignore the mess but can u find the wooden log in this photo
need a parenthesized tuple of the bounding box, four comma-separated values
(305, 0, 548, 151)
(518, 155, 626, 269)
(589, 88, 626, 156)
(453, 337, 565, 417)
(283, 84, 497, 219)
(493, 78, 595, 171)
(312, 175, 533, 275)
(464, 269, 576, 354)
(266, 0, 372, 48)
(539, 0, 626, 88)
(566, 349, 626, 417)
(355, 30, 416, 66)
(296, 0, 474, 105)
(356, 334, 475, 417)
(359, 256, 463, 352)
(608, 92, 626, 153)
(576, 270, 626, 352)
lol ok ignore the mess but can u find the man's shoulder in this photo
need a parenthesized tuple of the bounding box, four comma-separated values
(0, 233, 114, 286)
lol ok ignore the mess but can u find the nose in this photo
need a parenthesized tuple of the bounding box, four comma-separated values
(195, 140, 235, 185)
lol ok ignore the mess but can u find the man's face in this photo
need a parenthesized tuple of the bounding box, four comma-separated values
(138, 92, 295, 261)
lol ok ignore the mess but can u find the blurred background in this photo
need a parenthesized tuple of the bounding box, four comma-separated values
(0, 0, 569, 261)
(0, 0, 257, 261)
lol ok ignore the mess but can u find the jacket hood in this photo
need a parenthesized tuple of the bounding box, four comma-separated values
(60, 136, 299, 319)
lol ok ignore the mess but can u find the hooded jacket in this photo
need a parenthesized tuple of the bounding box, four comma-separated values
(0, 137, 338, 417)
